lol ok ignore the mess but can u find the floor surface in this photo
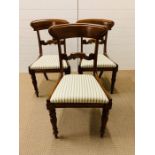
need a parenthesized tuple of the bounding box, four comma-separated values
(20, 71, 135, 155)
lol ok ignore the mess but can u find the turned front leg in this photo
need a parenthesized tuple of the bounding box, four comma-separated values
(49, 108, 58, 138)
(100, 108, 109, 138)
(30, 71, 39, 97)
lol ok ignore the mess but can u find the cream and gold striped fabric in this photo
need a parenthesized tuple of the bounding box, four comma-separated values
(81, 54, 116, 68)
(50, 74, 109, 103)
(30, 55, 67, 69)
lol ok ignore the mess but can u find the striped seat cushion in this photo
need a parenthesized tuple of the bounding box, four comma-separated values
(30, 55, 67, 69)
(81, 54, 116, 68)
(50, 74, 109, 103)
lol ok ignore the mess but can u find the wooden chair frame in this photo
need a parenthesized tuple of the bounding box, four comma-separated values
(28, 19, 71, 97)
(46, 24, 112, 138)
(76, 19, 118, 93)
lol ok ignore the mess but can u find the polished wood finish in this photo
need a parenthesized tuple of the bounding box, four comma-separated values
(29, 70, 39, 97)
(47, 101, 58, 139)
(76, 19, 114, 30)
(29, 19, 70, 97)
(31, 19, 69, 31)
(77, 19, 118, 93)
(47, 24, 112, 138)
(100, 108, 109, 137)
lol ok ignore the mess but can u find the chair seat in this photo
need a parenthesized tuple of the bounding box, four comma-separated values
(81, 54, 116, 68)
(50, 74, 109, 103)
(30, 55, 68, 69)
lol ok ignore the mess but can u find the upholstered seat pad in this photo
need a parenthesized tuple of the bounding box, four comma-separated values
(30, 55, 67, 69)
(81, 54, 116, 68)
(50, 74, 109, 103)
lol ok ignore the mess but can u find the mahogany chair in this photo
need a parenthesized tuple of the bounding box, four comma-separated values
(76, 19, 118, 93)
(29, 19, 70, 97)
(46, 23, 112, 138)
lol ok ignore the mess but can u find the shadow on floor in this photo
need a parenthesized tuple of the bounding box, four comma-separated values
(38, 79, 56, 97)
(53, 108, 111, 139)
(89, 108, 111, 138)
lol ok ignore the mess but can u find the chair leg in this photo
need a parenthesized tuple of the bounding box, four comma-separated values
(30, 71, 39, 97)
(111, 68, 117, 94)
(49, 108, 58, 138)
(78, 66, 83, 74)
(99, 70, 104, 78)
(64, 66, 71, 74)
(100, 108, 109, 138)
(43, 73, 49, 80)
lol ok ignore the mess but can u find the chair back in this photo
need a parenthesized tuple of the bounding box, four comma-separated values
(76, 19, 114, 54)
(48, 23, 108, 75)
(76, 19, 114, 30)
(30, 19, 69, 56)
